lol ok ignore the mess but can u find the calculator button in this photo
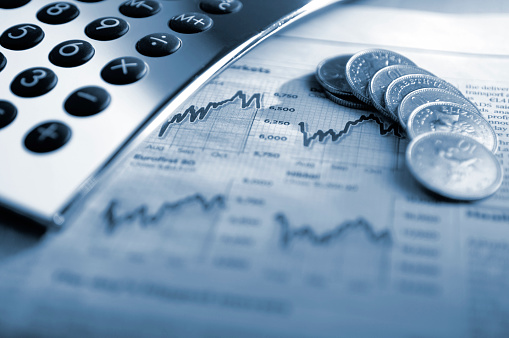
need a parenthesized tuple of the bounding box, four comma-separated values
(49, 40, 95, 67)
(0, 52, 6, 72)
(0, 101, 17, 129)
(119, 0, 161, 18)
(169, 13, 213, 34)
(0, 24, 44, 51)
(24, 121, 71, 153)
(65, 86, 110, 117)
(136, 33, 181, 57)
(85, 17, 129, 41)
(37, 2, 80, 25)
(101, 57, 147, 85)
(200, 0, 242, 14)
(0, 0, 31, 9)
(11, 67, 58, 98)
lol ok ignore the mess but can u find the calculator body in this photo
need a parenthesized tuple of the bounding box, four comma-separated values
(0, 0, 341, 226)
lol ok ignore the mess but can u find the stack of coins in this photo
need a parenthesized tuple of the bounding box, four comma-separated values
(315, 49, 503, 200)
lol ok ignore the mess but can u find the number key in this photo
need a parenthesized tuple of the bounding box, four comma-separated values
(49, 40, 95, 67)
(0, 24, 44, 50)
(85, 17, 129, 41)
(37, 2, 80, 25)
(11, 67, 58, 97)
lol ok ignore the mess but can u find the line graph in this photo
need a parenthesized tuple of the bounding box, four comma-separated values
(103, 193, 226, 233)
(158, 90, 262, 138)
(274, 213, 392, 249)
(298, 113, 402, 147)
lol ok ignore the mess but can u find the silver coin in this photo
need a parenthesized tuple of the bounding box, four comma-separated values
(315, 54, 355, 96)
(406, 132, 503, 201)
(346, 49, 416, 105)
(324, 90, 371, 110)
(398, 88, 479, 129)
(385, 74, 463, 120)
(407, 102, 498, 153)
(369, 65, 433, 118)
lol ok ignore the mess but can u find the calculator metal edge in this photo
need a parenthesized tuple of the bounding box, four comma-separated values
(0, 0, 344, 228)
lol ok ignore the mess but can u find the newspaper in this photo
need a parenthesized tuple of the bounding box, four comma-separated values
(1, 2, 508, 337)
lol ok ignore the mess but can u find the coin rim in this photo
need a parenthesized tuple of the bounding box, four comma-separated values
(315, 54, 355, 96)
(346, 49, 416, 105)
(384, 74, 463, 118)
(406, 101, 498, 153)
(324, 90, 372, 110)
(369, 65, 434, 118)
(398, 88, 479, 129)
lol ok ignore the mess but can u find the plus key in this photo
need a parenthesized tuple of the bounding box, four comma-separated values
(24, 121, 72, 153)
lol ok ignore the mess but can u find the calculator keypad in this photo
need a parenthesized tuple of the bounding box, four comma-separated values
(11, 67, 57, 98)
(36, 2, 80, 25)
(0, 24, 44, 50)
(85, 17, 129, 41)
(49, 40, 95, 68)
(0, 0, 323, 224)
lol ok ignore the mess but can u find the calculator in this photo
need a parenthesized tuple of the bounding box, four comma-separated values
(0, 0, 341, 226)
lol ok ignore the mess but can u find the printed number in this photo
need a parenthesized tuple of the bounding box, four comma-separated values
(259, 134, 287, 141)
(274, 93, 298, 99)
(47, 3, 71, 16)
(7, 25, 36, 40)
(59, 42, 83, 57)
(269, 106, 295, 112)
(20, 69, 47, 87)
(264, 119, 290, 125)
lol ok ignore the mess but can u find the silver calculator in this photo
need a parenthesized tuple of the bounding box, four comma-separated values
(0, 0, 341, 226)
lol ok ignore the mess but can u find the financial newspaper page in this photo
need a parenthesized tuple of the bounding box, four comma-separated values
(1, 2, 509, 337)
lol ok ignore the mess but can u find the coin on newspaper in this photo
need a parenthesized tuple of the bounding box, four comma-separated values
(316, 54, 355, 96)
(369, 65, 434, 118)
(324, 90, 371, 110)
(346, 49, 416, 105)
(398, 88, 479, 129)
(407, 102, 498, 153)
(406, 132, 503, 200)
(385, 74, 463, 120)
